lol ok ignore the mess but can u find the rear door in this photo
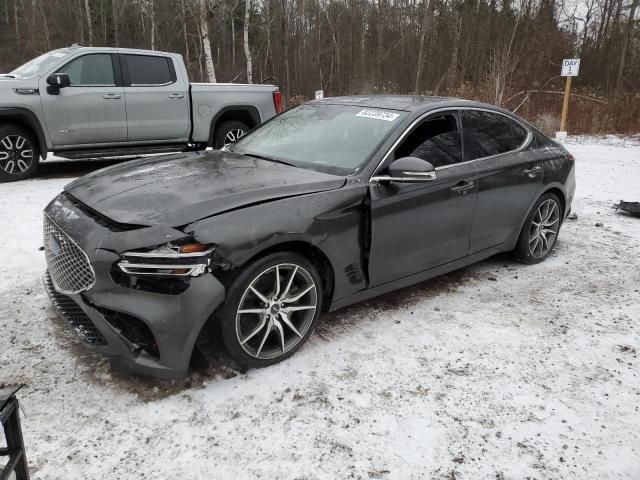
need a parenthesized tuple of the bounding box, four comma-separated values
(40, 53, 127, 146)
(462, 109, 542, 254)
(368, 111, 478, 286)
(120, 53, 190, 142)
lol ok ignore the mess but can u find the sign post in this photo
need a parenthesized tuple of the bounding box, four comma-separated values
(556, 58, 580, 141)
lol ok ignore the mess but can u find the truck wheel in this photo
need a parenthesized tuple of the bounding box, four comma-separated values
(213, 120, 249, 149)
(0, 125, 39, 182)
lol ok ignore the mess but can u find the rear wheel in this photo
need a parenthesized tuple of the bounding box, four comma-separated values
(0, 125, 39, 182)
(220, 252, 323, 369)
(515, 192, 563, 264)
(212, 120, 249, 149)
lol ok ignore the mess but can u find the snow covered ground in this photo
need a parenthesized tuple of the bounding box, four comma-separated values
(1, 138, 639, 479)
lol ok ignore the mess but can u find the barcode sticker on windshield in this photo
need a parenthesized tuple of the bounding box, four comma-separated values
(356, 109, 400, 122)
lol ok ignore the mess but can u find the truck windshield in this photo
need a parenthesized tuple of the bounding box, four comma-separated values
(229, 103, 406, 176)
(9, 49, 72, 79)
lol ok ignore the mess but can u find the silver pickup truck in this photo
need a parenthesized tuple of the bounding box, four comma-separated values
(0, 46, 283, 182)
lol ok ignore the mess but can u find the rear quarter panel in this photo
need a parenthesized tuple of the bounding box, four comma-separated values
(189, 83, 278, 143)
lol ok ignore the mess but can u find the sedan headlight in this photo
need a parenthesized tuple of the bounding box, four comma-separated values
(118, 243, 214, 277)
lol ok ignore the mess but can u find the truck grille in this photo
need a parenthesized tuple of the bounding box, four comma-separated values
(43, 272, 107, 346)
(43, 214, 95, 294)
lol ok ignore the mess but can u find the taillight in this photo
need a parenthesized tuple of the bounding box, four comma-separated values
(273, 90, 284, 114)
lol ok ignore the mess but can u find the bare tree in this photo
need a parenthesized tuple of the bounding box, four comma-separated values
(244, 0, 252, 83)
(200, 0, 217, 82)
(83, 0, 93, 46)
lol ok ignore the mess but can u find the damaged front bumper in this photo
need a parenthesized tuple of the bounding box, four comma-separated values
(42, 193, 226, 379)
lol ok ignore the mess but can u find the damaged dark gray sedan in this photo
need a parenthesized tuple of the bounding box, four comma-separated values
(43, 96, 576, 378)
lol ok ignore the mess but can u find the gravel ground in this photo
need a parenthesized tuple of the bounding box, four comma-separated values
(0, 138, 639, 479)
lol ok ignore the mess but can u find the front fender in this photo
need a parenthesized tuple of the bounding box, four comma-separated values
(185, 184, 369, 304)
(0, 106, 49, 157)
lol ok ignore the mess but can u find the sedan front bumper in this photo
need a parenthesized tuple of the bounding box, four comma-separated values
(43, 193, 226, 379)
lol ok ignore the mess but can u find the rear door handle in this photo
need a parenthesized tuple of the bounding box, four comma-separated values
(523, 166, 542, 177)
(103, 93, 121, 100)
(168, 93, 185, 99)
(451, 181, 475, 194)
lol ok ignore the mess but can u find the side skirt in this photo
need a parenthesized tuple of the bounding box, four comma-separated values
(328, 245, 505, 312)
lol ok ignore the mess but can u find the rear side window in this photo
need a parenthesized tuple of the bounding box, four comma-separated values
(461, 110, 528, 161)
(124, 55, 174, 85)
(58, 54, 114, 85)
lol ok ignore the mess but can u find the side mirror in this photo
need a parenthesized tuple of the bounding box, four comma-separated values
(373, 156, 437, 183)
(46, 73, 70, 95)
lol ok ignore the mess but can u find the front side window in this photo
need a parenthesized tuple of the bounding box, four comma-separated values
(394, 113, 463, 168)
(57, 54, 115, 85)
(230, 104, 406, 175)
(462, 110, 528, 161)
(124, 55, 173, 85)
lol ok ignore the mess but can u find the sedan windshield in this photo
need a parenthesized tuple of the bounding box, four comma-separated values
(230, 103, 406, 175)
(9, 49, 72, 79)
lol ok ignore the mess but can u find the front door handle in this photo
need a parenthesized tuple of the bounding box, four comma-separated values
(103, 93, 121, 100)
(168, 93, 185, 99)
(523, 165, 542, 177)
(451, 181, 475, 194)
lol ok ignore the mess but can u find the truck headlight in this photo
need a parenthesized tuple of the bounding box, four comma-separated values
(118, 243, 214, 277)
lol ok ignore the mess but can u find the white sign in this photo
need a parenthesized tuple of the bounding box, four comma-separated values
(314, 90, 324, 100)
(561, 58, 580, 77)
(356, 109, 400, 122)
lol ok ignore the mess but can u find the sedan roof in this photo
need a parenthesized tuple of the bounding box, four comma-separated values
(311, 95, 512, 116)
(311, 95, 463, 111)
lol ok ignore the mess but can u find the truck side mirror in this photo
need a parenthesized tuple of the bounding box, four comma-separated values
(46, 73, 70, 95)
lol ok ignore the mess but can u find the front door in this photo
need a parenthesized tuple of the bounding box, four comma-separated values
(40, 53, 127, 147)
(120, 53, 190, 142)
(368, 111, 478, 286)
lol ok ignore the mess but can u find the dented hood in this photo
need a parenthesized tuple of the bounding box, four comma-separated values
(65, 150, 346, 226)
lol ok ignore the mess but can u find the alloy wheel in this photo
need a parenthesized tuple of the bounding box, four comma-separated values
(0, 135, 33, 175)
(224, 128, 245, 147)
(235, 263, 318, 360)
(529, 198, 560, 259)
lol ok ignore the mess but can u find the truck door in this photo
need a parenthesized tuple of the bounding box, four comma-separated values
(40, 53, 127, 147)
(120, 54, 190, 142)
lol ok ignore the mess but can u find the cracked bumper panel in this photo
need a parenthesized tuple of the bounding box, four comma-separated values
(43, 193, 226, 379)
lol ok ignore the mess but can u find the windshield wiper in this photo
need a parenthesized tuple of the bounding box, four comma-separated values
(242, 152, 298, 168)
(0, 74, 16, 78)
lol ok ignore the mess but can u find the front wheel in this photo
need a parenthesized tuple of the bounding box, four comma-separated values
(220, 252, 323, 369)
(0, 125, 39, 182)
(514, 192, 563, 264)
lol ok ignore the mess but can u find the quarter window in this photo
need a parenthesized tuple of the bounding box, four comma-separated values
(57, 54, 115, 85)
(461, 110, 528, 161)
(394, 113, 463, 168)
(124, 55, 174, 85)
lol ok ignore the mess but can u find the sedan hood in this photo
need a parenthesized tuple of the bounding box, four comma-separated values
(65, 150, 346, 227)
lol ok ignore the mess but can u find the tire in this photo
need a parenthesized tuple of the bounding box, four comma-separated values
(514, 192, 563, 264)
(0, 124, 40, 182)
(212, 120, 250, 149)
(220, 252, 323, 369)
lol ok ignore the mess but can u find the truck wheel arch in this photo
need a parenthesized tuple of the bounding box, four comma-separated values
(208, 106, 261, 147)
(0, 107, 48, 158)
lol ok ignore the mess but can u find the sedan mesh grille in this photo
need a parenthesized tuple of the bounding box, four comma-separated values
(43, 272, 107, 346)
(43, 215, 95, 294)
